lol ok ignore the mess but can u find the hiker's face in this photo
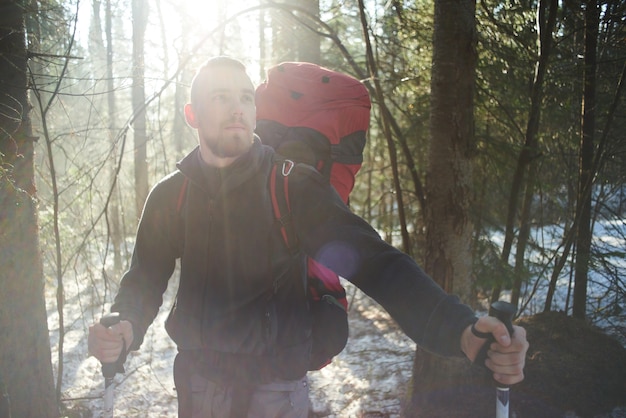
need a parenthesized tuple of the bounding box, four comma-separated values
(186, 66, 256, 164)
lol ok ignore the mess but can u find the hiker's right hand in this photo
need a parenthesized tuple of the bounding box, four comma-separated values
(88, 320, 134, 363)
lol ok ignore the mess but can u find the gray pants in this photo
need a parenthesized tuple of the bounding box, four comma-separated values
(174, 353, 310, 418)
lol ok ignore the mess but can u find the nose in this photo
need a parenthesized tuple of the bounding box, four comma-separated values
(231, 100, 244, 116)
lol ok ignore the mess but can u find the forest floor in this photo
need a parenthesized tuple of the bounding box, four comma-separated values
(405, 310, 626, 418)
(310, 283, 626, 418)
(57, 280, 626, 417)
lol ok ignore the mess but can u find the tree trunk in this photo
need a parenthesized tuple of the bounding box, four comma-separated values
(407, 0, 476, 414)
(424, 0, 476, 301)
(106, 0, 124, 272)
(0, 2, 57, 416)
(491, 0, 558, 302)
(173, 1, 191, 160)
(573, 0, 598, 320)
(132, 0, 149, 220)
(269, 0, 320, 64)
(271, 1, 296, 62)
(259, 8, 267, 81)
(511, 163, 536, 307)
(294, 0, 320, 64)
(358, 0, 412, 254)
(91, 0, 124, 272)
(545, 17, 625, 314)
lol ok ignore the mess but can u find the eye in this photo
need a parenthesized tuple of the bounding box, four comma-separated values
(211, 93, 229, 103)
(241, 93, 255, 103)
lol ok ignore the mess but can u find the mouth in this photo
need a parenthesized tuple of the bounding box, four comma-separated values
(224, 123, 248, 132)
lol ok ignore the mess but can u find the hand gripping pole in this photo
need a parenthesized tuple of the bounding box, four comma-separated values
(474, 301, 517, 418)
(99, 312, 126, 418)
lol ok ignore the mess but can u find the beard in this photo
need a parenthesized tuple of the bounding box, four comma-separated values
(202, 130, 253, 159)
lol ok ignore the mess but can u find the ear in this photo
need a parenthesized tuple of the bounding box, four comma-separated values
(184, 103, 198, 128)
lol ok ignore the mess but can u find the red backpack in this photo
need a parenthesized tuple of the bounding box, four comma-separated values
(255, 61, 371, 205)
(256, 62, 371, 369)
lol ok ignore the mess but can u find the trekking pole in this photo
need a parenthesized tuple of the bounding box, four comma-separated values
(488, 301, 517, 418)
(99, 312, 125, 418)
(474, 301, 517, 417)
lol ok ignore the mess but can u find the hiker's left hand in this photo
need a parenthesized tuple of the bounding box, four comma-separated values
(461, 316, 529, 385)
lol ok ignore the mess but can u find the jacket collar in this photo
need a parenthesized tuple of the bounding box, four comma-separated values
(176, 135, 269, 193)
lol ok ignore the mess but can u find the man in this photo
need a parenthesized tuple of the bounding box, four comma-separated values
(89, 56, 528, 417)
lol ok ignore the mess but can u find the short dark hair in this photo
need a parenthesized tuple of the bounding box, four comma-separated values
(189, 56, 248, 106)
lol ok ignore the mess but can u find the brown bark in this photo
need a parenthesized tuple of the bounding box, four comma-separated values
(407, 0, 477, 414)
(0, 2, 57, 416)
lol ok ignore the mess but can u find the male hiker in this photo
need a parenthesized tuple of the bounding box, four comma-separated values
(88, 56, 529, 417)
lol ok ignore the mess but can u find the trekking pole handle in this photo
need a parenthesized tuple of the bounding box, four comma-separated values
(489, 301, 516, 338)
(99, 312, 122, 379)
(474, 301, 517, 370)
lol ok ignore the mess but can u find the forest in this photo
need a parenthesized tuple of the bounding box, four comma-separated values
(0, 0, 625, 417)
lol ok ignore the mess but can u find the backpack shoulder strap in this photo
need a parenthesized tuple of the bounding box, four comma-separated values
(173, 176, 190, 256)
(176, 176, 189, 214)
(270, 159, 298, 252)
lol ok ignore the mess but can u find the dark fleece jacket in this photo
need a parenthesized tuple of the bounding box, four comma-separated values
(112, 138, 477, 379)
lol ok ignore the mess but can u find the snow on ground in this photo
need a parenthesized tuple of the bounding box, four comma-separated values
(308, 281, 415, 417)
(51, 277, 416, 417)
